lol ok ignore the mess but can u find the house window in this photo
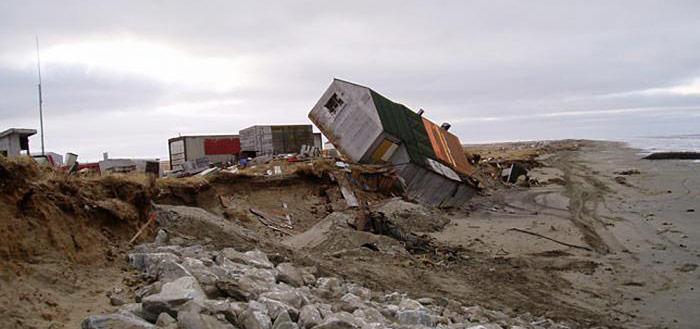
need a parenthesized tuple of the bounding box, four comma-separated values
(324, 93, 345, 114)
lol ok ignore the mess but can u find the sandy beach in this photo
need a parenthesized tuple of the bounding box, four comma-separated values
(452, 140, 699, 328)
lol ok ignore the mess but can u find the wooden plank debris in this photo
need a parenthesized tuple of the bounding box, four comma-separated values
(250, 208, 293, 233)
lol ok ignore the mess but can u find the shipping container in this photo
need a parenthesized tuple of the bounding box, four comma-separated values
(168, 134, 240, 170)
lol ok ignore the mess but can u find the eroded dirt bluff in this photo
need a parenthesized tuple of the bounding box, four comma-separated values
(3, 144, 633, 328)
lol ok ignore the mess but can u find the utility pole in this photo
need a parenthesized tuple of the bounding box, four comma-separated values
(36, 35, 45, 155)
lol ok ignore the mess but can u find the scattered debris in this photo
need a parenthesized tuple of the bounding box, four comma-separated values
(501, 163, 528, 184)
(614, 169, 641, 175)
(508, 228, 593, 251)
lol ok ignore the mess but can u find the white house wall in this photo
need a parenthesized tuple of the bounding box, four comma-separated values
(309, 80, 384, 162)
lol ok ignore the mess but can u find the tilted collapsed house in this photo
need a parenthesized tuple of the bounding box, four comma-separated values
(309, 79, 478, 207)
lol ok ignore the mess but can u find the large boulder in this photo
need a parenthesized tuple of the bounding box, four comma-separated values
(258, 296, 299, 321)
(239, 301, 273, 329)
(395, 297, 435, 327)
(177, 311, 236, 329)
(216, 274, 274, 301)
(298, 304, 322, 329)
(142, 276, 206, 321)
(276, 263, 304, 287)
(260, 289, 305, 309)
(217, 248, 274, 269)
(182, 257, 224, 297)
(128, 252, 191, 282)
(272, 311, 299, 329)
(178, 299, 243, 324)
(395, 309, 434, 327)
(81, 312, 154, 329)
(338, 293, 364, 313)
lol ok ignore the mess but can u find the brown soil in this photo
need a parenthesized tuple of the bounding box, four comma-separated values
(0, 157, 157, 328)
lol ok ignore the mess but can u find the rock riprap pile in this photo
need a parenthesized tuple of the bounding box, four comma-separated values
(81, 233, 575, 329)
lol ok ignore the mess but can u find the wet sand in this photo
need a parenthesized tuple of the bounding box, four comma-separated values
(438, 141, 699, 328)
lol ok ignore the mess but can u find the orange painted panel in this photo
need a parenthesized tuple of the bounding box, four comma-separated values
(422, 118, 475, 176)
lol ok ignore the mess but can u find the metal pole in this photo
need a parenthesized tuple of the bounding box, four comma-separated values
(36, 35, 45, 155)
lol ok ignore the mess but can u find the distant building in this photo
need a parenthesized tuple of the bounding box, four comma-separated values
(0, 128, 36, 157)
(168, 134, 240, 170)
(239, 125, 314, 157)
(309, 79, 477, 207)
(99, 154, 161, 176)
(31, 151, 63, 166)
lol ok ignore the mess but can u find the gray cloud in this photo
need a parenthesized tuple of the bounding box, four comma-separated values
(1, 1, 699, 160)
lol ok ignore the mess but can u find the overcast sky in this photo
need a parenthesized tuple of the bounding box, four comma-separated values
(2, 1, 699, 160)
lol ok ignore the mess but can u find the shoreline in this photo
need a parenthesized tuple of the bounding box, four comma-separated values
(458, 139, 699, 328)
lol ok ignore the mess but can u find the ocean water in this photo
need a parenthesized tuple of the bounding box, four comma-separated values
(617, 134, 700, 160)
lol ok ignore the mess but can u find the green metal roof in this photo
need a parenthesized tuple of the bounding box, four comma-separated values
(369, 90, 436, 167)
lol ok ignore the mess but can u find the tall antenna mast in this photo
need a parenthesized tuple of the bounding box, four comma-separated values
(36, 35, 45, 155)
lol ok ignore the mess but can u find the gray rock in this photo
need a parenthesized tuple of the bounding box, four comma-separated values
(300, 267, 317, 286)
(380, 292, 403, 305)
(352, 308, 386, 325)
(260, 289, 304, 309)
(315, 277, 345, 299)
(81, 312, 155, 329)
(397, 298, 423, 310)
(156, 312, 178, 329)
(416, 297, 435, 305)
(216, 274, 274, 301)
(313, 312, 360, 329)
(155, 229, 169, 245)
(135, 281, 163, 302)
(178, 311, 236, 329)
(182, 257, 222, 297)
(276, 263, 304, 287)
(272, 311, 299, 329)
(316, 304, 333, 319)
(239, 302, 273, 329)
(466, 325, 503, 329)
(258, 296, 299, 321)
(243, 267, 278, 285)
(129, 252, 191, 282)
(442, 308, 466, 324)
(338, 293, 364, 313)
(218, 248, 274, 269)
(142, 276, 206, 321)
(107, 287, 129, 306)
(118, 303, 147, 320)
(396, 309, 434, 327)
(377, 304, 397, 318)
(345, 284, 371, 301)
(298, 304, 322, 329)
(462, 306, 490, 323)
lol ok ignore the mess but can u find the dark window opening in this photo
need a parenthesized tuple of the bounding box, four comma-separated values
(324, 93, 345, 114)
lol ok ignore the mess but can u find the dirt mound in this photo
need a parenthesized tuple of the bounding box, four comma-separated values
(373, 198, 450, 233)
(0, 157, 158, 328)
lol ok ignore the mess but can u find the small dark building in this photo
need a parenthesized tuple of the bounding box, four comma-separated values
(239, 125, 314, 157)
